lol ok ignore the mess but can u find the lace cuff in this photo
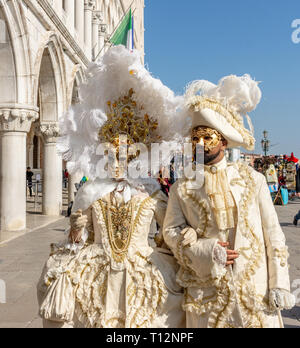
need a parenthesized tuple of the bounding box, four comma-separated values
(55, 227, 89, 254)
(269, 289, 296, 311)
(213, 244, 227, 266)
(211, 243, 227, 282)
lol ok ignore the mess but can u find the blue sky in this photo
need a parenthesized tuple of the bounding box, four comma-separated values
(144, 0, 300, 157)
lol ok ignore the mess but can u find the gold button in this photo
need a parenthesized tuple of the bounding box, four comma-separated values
(210, 166, 217, 174)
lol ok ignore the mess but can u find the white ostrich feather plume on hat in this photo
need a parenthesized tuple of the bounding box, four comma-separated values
(185, 74, 261, 115)
(57, 45, 186, 180)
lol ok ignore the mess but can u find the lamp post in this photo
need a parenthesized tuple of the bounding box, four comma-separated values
(261, 130, 270, 156)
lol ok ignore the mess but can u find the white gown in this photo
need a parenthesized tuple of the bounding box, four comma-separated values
(37, 185, 185, 328)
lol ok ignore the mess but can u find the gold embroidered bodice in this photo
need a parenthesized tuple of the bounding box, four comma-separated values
(98, 193, 135, 263)
(95, 191, 165, 267)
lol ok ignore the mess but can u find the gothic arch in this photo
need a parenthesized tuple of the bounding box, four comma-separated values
(67, 64, 85, 108)
(0, 0, 33, 105)
(33, 32, 67, 120)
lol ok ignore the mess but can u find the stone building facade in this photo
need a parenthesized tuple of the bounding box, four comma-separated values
(0, 0, 145, 232)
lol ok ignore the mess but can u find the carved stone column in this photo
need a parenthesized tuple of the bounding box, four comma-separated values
(92, 11, 103, 60)
(68, 172, 82, 204)
(39, 123, 62, 216)
(84, 0, 96, 60)
(75, 0, 85, 45)
(0, 107, 38, 231)
(98, 23, 107, 59)
(27, 141, 34, 169)
(64, 0, 75, 32)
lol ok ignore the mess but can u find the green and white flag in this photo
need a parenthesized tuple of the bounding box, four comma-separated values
(110, 9, 134, 50)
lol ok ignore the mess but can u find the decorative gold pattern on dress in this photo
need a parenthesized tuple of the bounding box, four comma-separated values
(98, 195, 134, 263)
(126, 253, 167, 328)
(91, 191, 167, 328)
(72, 258, 110, 328)
(97, 191, 160, 264)
(131, 192, 159, 233)
(188, 97, 255, 151)
(42, 191, 171, 329)
(106, 316, 126, 328)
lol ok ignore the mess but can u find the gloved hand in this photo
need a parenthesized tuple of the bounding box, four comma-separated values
(181, 228, 198, 247)
(269, 289, 296, 311)
(69, 209, 88, 243)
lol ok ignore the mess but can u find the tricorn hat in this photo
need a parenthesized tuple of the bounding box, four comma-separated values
(184, 74, 262, 150)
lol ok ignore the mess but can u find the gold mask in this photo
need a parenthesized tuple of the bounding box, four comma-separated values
(192, 127, 223, 153)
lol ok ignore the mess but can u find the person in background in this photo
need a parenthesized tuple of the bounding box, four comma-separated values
(26, 167, 34, 197)
(63, 169, 69, 189)
(296, 160, 300, 198)
(158, 169, 171, 197)
(293, 211, 300, 226)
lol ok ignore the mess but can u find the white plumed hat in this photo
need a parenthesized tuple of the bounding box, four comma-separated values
(57, 45, 185, 180)
(185, 74, 262, 150)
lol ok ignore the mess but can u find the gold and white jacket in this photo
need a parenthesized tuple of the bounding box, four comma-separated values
(163, 159, 292, 328)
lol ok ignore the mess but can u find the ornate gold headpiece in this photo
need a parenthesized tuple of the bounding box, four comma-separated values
(99, 89, 160, 150)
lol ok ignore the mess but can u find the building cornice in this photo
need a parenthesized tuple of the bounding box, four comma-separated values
(23, 0, 90, 67)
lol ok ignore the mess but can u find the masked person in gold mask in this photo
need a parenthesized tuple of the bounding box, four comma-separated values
(163, 75, 295, 328)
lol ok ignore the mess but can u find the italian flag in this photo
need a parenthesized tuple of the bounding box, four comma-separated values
(110, 9, 134, 50)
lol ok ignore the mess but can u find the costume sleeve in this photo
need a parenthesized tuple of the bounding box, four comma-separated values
(163, 185, 225, 281)
(153, 190, 168, 227)
(152, 190, 168, 248)
(258, 176, 291, 291)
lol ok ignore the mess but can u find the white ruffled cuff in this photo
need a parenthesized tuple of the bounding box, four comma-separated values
(211, 243, 227, 282)
(269, 289, 296, 311)
(58, 227, 89, 254)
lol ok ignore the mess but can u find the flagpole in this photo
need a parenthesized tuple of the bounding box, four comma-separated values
(94, 1, 135, 61)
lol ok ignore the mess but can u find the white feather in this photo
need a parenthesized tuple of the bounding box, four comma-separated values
(57, 45, 186, 180)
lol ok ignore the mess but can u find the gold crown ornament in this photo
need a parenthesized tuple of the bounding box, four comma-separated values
(99, 89, 160, 157)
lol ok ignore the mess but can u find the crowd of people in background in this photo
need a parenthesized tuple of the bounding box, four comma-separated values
(254, 153, 300, 201)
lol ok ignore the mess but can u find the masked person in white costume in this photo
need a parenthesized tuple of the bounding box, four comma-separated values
(37, 46, 186, 328)
(163, 75, 295, 328)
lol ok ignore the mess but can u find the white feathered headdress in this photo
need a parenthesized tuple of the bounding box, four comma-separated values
(185, 74, 262, 150)
(58, 45, 186, 180)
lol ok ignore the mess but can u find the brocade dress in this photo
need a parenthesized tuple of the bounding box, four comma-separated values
(38, 187, 185, 328)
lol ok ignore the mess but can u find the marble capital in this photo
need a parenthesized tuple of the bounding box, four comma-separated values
(93, 10, 103, 24)
(0, 106, 39, 133)
(84, 0, 96, 11)
(39, 123, 60, 143)
(99, 23, 107, 36)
